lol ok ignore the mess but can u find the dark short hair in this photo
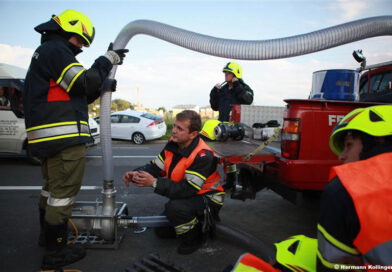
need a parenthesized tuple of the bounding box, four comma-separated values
(176, 110, 201, 133)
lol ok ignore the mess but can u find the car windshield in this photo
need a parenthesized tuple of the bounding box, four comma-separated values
(141, 113, 160, 120)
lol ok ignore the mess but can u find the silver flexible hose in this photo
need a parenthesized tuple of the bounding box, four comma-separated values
(100, 15, 392, 183)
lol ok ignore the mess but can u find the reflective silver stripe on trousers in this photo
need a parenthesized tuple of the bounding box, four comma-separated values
(185, 173, 205, 188)
(175, 217, 199, 235)
(317, 231, 363, 265)
(27, 124, 79, 141)
(40, 190, 50, 198)
(47, 196, 75, 207)
(227, 164, 237, 173)
(364, 240, 392, 265)
(153, 156, 165, 171)
(58, 65, 85, 91)
(80, 123, 90, 134)
(207, 193, 224, 205)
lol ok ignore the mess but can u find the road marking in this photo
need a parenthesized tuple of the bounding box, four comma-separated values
(0, 186, 100, 190)
(86, 155, 156, 159)
(96, 146, 150, 150)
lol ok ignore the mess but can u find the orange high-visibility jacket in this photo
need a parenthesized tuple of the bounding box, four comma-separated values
(330, 152, 392, 266)
(163, 138, 223, 195)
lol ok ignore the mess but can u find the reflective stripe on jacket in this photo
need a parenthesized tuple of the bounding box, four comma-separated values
(26, 120, 90, 143)
(318, 152, 392, 268)
(163, 137, 224, 200)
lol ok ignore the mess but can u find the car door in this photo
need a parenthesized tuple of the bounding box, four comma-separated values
(117, 115, 140, 140)
(110, 114, 122, 139)
(0, 108, 26, 153)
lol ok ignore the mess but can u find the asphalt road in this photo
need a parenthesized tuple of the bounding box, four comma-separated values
(0, 141, 320, 272)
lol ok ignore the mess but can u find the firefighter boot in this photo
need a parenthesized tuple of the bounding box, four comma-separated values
(41, 221, 86, 270)
(38, 208, 46, 247)
(177, 224, 203, 255)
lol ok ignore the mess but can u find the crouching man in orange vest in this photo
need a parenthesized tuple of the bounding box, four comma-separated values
(123, 110, 224, 255)
(230, 105, 392, 272)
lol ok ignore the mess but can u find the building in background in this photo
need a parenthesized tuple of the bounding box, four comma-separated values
(199, 106, 217, 119)
(172, 104, 199, 116)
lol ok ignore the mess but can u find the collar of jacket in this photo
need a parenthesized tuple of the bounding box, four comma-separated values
(166, 136, 201, 158)
(360, 143, 392, 160)
(41, 33, 83, 56)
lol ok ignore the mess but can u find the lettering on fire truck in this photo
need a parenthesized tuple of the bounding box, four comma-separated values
(328, 115, 345, 126)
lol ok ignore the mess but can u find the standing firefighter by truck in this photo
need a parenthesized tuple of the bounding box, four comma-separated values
(207, 62, 254, 190)
(23, 9, 128, 269)
(229, 105, 392, 272)
(210, 62, 254, 122)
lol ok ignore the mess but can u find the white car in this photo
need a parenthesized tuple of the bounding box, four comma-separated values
(97, 110, 167, 144)
(0, 63, 40, 164)
(88, 117, 100, 146)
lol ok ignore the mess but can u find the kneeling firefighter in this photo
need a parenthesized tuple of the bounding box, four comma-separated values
(229, 105, 392, 271)
(123, 110, 225, 255)
(23, 9, 128, 269)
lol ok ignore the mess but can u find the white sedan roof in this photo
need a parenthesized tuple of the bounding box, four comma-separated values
(0, 63, 27, 79)
(112, 110, 147, 117)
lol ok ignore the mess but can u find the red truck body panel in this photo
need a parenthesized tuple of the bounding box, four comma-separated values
(268, 99, 382, 190)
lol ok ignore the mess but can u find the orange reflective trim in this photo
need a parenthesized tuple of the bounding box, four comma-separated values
(332, 152, 392, 255)
(163, 138, 222, 193)
(164, 150, 174, 179)
(238, 253, 280, 272)
(47, 79, 70, 102)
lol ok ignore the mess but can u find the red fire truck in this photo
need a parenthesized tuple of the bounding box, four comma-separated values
(209, 52, 392, 203)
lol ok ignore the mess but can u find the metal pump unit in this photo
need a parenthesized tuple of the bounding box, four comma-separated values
(214, 122, 245, 142)
(68, 16, 392, 249)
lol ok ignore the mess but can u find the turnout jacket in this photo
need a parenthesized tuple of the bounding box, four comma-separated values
(317, 147, 392, 271)
(209, 79, 253, 122)
(23, 34, 112, 158)
(137, 136, 224, 206)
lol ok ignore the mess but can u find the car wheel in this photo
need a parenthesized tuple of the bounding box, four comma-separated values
(132, 132, 145, 145)
(26, 145, 41, 165)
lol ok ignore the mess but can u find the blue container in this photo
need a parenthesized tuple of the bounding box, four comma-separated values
(310, 69, 359, 101)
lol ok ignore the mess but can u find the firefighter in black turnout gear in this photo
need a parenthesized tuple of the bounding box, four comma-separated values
(210, 62, 254, 122)
(123, 110, 224, 255)
(23, 9, 128, 269)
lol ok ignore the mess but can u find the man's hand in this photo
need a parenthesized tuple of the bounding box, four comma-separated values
(123, 171, 138, 187)
(104, 42, 129, 65)
(215, 83, 221, 90)
(132, 171, 157, 187)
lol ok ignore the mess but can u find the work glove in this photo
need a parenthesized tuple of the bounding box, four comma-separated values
(104, 42, 129, 65)
(100, 78, 117, 93)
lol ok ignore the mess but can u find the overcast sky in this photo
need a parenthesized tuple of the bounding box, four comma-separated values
(1, 0, 391, 109)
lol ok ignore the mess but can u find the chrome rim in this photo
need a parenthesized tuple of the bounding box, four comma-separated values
(133, 133, 144, 144)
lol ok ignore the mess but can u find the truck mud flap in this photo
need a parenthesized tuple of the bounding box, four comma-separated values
(125, 253, 187, 272)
